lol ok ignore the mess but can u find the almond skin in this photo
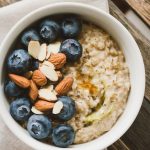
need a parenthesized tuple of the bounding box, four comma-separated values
(29, 80, 38, 101)
(34, 100, 55, 111)
(9, 74, 30, 88)
(48, 53, 66, 69)
(32, 70, 47, 86)
(55, 76, 74, 95)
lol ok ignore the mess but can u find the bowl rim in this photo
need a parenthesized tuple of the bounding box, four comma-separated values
(0, 2, 145, 150)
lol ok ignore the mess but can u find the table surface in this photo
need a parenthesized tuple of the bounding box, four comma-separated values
(0, 0, 150, 150)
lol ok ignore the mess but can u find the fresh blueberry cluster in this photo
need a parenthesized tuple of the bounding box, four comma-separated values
(4, 15, 83, 148)
(20, 16, 82, 62)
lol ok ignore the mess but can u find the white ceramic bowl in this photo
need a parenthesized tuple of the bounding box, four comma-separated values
(0, 2, 145, 150)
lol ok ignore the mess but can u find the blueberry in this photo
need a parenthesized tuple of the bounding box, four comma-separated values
(61, 16, 82, 38)
(21, 29, 40, 47)
(52, 124, 75, 148)
(54, 96, 76, 121)
(31, 59, 39, 71)
(60, 39, 82, 62)
(39, 19, 60, 42)
(7, 49, 31, 74)
(4, 80, 25, 97)
(27, 114, 52, 140)
(10, 98, 31, 121)
(40, 19, 60, 30)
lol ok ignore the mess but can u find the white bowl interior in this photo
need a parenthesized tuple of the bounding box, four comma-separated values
(0, 2, 145, 150)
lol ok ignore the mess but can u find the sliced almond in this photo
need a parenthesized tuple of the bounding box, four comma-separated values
(31, 106, 44, 114)
(53, 90, 58, 95)
(34, 100, 55, 111)
(29, 80, 38, 101)
(38, 87, 57, 101)
(47, 85, 54, 91)
(43, 61, 55, 69)
(38, 43, 47, 61)
(28, 41, 40, 59)
(39, 64, 58, 82)
(9, 74, 30, 88)
(52, 101, 63, 114)
(46, 41, 61, 59)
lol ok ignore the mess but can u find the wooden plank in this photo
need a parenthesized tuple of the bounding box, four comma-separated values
(109, 0, 150, 102)
(108, 139, 130, 150)
(111, 0, 130, 13)
(126, 0, 150, 27)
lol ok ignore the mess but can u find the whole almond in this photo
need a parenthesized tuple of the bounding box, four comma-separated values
(29, 80, 38, 101)
(55, 76, 73, 95)
(34, 100, 55, 111)
(9, 74, 30, 88)
(48, 53, 66, 69)
(32, 70, 47, 86)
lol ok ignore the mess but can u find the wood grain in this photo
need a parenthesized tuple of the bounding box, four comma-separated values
(126, 0, 150, 27)
(111, 0, 130, 13)
(121, 99, 150, 150)
(108, 139, 130, 150)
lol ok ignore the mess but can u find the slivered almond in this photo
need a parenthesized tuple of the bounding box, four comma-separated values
(9, 74, 30, 88)
(47, 85, 54, 91)
(38, 87, 57, 101)
(55, 76, 73, 95)
(52, 101, 63, 114)
(46, 42, 61, 59)
(29, 80, 38, 101)
(39, 64, 58, 82)
(48, 53, 66, 69)
(31, 106, 44, 114)
(32, 70, 47, 86)
(43, 61, 55, 69)
(28, 41, 40, 59)
(34, 100, 55, 111)
(38, 43, 47, 61)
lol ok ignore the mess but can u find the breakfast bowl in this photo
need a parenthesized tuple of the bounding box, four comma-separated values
(0, 2, 145, 150)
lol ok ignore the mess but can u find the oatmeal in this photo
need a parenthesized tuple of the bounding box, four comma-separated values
(65, 23, 131, 143)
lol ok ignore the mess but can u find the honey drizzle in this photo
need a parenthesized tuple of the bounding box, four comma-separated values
(76, 71, 98, 96)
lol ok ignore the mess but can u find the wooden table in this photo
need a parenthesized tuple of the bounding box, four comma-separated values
(0, 0, 150, 150)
